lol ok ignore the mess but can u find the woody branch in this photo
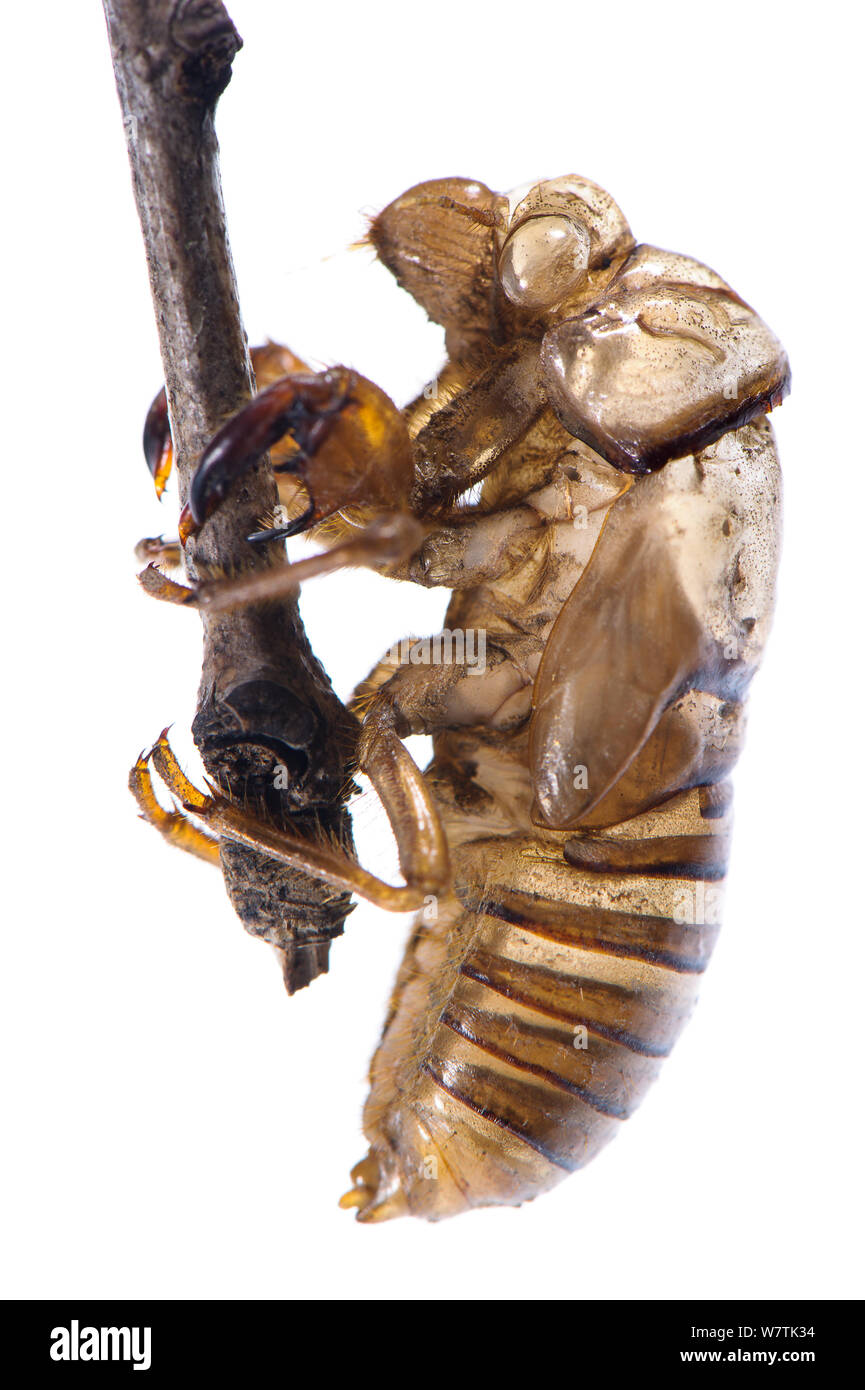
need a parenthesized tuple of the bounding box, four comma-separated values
(102, 0, 357, 985)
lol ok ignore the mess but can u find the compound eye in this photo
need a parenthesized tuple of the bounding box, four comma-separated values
(499, 214, 591, 310)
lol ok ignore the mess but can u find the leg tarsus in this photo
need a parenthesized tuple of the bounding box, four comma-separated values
(129, 750, 220, 866)
(138, 514, 426, 614)
(137, 564, 198, 606)
(135, 535, 183, 569)
(149, 728, 212, 810)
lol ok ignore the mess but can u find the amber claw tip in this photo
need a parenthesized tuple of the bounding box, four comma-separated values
(143, 728, 172, 762)
(153, 457, 172, 500)
(178, 504, 199, 545)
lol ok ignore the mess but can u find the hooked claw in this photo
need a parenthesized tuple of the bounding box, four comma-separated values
(142, 342, 311, 504)
(185, 367, 415, 538)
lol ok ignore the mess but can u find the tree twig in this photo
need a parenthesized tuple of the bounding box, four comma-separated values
(103, 0, 357, 991)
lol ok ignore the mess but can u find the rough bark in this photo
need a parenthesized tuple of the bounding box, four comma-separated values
(103, 0, 357, 990)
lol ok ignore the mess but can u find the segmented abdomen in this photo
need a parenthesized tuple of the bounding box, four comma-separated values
(351, 782, 730, 1221)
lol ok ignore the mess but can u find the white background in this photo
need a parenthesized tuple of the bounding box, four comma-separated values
(1, 0, 862, 1301)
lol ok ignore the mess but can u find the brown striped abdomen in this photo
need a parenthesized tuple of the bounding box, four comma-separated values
(348, 781, 729, 1221)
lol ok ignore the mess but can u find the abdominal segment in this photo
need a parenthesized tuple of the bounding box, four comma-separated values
(350, 783, 728, 1221)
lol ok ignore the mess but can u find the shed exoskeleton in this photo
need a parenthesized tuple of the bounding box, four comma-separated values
(134, 175, 788, 1220)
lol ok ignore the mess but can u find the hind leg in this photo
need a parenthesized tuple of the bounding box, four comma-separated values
(136, 724, 448, 913)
